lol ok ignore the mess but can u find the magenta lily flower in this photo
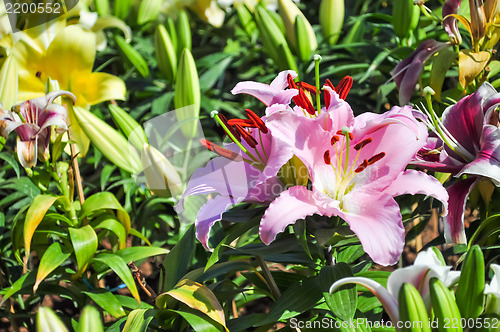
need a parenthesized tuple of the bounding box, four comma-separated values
(0, 91, 76, 168)
(261, 103, 448, 266)
(175, 109, 294, 250)
(391, 40, 448, 105)
(413, 82, 500, 243)
(330, 248, 460, 324)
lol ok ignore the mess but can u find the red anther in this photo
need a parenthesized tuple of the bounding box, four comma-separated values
(368, 152, 386, 165)
(219, 113, 241, 142)
(297, 81, 318, 94)
(200, 139, 243, 161)
(297, 89, 316, 115)
(335, 130, 352, 140)
(228, 118, 256, 128)
(324, 79, 335, 109)
(245, 109, 268, 134)
(354, 159, 369, 173)
(331, 135, 340, 145)
(336, 76, 353, 100)
(325, 79, 335, 89)
(336, 130, 343, 135)
(354, 137, 373, 151)
(287, 74, 298, 89)
(235, 124, 258, 148)
(347, 132, 354, 140)
(324, 150, 331, 164)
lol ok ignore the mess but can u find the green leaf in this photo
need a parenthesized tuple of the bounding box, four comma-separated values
(430, 47, 457, 101)
(69, 225, 98, 278)
(168, 309, 225, 332)
(92, 216, 127, 250)
(37, 307, 69, 332)
(34, 242, 71, 292)
(92, 253, 140, 303)
(122, 309, 156, 332)
(161, 225, 195, 291)
(115, 246, 168, 264)
(320, 263, 357, 321)
(83, 289, 126, 318)
(0, 271, 35, 305)
(128, 228, 152, 246)
(76, 305, 104, 332)
(115, 35, 149, 78)
(455, 245, 485, 319)
(156, 279, 227, 331)
(81, 192, 130, 234)
(24, 195, 63, 264)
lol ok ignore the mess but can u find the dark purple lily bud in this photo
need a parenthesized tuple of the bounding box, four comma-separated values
(443, 0, 462, 45)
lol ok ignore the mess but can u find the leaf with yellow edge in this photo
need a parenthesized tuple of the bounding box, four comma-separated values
(458, 50, 490, 88)
(24, 195, 65, 265)
(34, 242, 71, 292)
(0, 54, 18, 109)
(156, 279, 228, 331)
(69, 225, 98, 279)
(430, 48, 457, 101)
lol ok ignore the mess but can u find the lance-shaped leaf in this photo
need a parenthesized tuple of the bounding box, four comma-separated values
(137, 0, 161, 25)
(0, 54, 18, 110)
(115, 35, 150, 78)
(73, 105, 142, 174)
(319, 0, 344, 45)
(430, 48, 458, 101)
(174, 49, 200, 139)
(455, 245, 485, 319)
(81, 192, 131, 235)
(429, 278, 462, 332)
(122, 309, 156, 332)
(69, 225, 98, 279)
(398, 283, 431, 332)
(156, 279, 228, 331)
(108, 104, 148, 150)
(320, 263, 357, 321)
(83, 289, 126, 318)
(155, 24, 177, 83)
(176, 10, 192, 56)
(76, 305, 104, 332)
(37, 307, 69, 332)
(34, 242, 71, 292)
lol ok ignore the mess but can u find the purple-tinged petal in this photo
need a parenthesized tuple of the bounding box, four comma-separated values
(15, 123, 39, 141)
(457, 125, 500, 185)
(330, 277, 399, 324)
(383, 170, 449, 216)
(0, 110, 23, 137)
(37, 104, 68, 132)
(16, 137, 37, 168)
(337, 192, 404, 266)
(443, 0, 462, 44)
(269, 70, 297, 90)
(391, 40, 448, 105)
(259, 186, 320, 245)
(195, 195, 241, 250)
(444, 177, 477, 243)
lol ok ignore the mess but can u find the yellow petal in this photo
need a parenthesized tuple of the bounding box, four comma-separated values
(458, 49, 490, 88)
(189, 0, 225, 27)
(74, 72, 126, 107)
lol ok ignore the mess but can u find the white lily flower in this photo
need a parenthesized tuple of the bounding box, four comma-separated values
(485, 264, 500, 313)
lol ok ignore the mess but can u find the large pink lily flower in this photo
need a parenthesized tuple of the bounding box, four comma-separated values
(260, 103, 449, 266)
(413, 82, 500, 243)
(176, 109, 294, 250)
(330, 248, 460, 324)
(0, 91, 76, 168)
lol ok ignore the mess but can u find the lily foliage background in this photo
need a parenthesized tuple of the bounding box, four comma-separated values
(0, 0, 498, 331)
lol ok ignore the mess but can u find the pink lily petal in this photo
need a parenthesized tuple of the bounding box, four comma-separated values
(444, 177, 477, 243)
(383, 169, 449, 216)
(330, 277, 399, 324)
(15, 123, 39, 142)
(270, 70, 297, 90)
(195, 195, 242, 250)
(37, 104, 69, 132)
(443, 0, 462, 44)
(336, 192, 404, 266)
(16, 137, 37, 168)
(259, 185, 320, 245)
(457, 124, 500, 185)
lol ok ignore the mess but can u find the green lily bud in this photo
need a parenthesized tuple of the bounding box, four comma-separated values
(278, 0, 317, 54)
(137, 0, 161, 25)
(113, 0, 132, 20)
(141, 144, 182, 197)
(295, 14, 315, 61)
(455, 245, 485, 319)
(154, 24, 177, 83)
(166, 17, 178, 53)
(108, 104, 148, 150)
(176, 10, 192, 58)
(319, 0, 344, 45)
(429, 278, 463, 332)
(393, 0, 420, 40)
(37, 307, 69, 332)
(236, 3, 257, 37)
(72, 105, 142, 174)
(115, 35, 150, 78)
(254, 5, 298, 72)
(0, 54, 18, 110)
(398, 283, 431, 332)
(94, 0, 110, 16)
(174, 49, 200, 139)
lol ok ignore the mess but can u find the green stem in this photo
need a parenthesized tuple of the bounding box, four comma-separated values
(256, 255, 281, 300)
(314, 54, 322, 114)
